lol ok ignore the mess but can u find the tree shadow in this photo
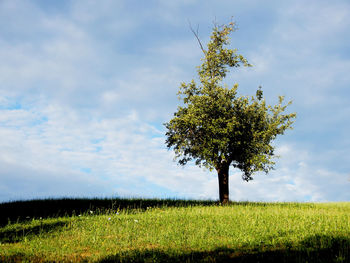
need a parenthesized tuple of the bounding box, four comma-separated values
(0, 197, 316, 227)
(0, 234, 348, 263)
(0, 253, 64, 263)
(97, 235, 350, 263)
(0, 198, 219, 226)
(0, 220, 69, 243)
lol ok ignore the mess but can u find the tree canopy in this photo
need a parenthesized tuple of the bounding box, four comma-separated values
(164, 22, 296, 203)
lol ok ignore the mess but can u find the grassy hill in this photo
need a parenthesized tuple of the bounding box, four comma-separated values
(0, 198, 349, 262)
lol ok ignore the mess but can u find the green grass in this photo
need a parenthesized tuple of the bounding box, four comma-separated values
(0, 199, 349, 262)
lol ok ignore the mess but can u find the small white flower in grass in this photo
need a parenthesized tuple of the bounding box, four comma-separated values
(108, 217, 111, 221)
(134, 219, 138, 223)
(116, 212, 119, 215)
(89, 210, 93, 214)
(78, 214, 82, 217)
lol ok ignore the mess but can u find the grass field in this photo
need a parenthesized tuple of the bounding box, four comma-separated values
(0, 198, 349, 262)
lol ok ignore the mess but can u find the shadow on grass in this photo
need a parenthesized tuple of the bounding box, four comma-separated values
(0, 197, 219, 226)
(0, 220, 69, 243)
(0, 235, 349, 263)
(0, 197, 316, 227)
(98, 234, 350, 263)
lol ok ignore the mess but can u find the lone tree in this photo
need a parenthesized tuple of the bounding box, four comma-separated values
(164, 22, 296, 204)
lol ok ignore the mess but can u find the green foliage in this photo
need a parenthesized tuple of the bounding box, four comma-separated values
(165, 22, 296, 180)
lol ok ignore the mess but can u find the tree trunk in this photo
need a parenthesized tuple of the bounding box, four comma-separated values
(217, 162, 229, 204)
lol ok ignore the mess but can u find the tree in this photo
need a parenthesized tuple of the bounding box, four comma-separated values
(164, 22, 296, 204)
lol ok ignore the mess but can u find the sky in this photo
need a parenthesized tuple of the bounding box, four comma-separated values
(0, 0, 349, 203)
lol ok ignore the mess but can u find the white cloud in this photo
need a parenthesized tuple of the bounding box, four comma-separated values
(0, 96, 216, 201)
(0, 159, 109, 202)
(2, 95, 348, 203)
(213, 143, 350, 202)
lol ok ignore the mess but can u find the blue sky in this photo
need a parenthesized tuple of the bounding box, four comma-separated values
(1, 0, 349, 203)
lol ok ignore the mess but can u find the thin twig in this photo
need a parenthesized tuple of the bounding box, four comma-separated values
(188, 20, 206, 54)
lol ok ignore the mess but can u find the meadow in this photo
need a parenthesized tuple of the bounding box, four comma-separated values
(0, 198, 349, 262)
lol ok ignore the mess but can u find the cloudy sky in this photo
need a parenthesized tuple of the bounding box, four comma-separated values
(1, 0, 349, 203)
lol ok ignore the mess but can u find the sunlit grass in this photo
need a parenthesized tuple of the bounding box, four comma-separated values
(1, 200, 349, 262)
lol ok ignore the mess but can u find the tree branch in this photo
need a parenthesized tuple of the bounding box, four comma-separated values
(188, 20, 206, 54)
